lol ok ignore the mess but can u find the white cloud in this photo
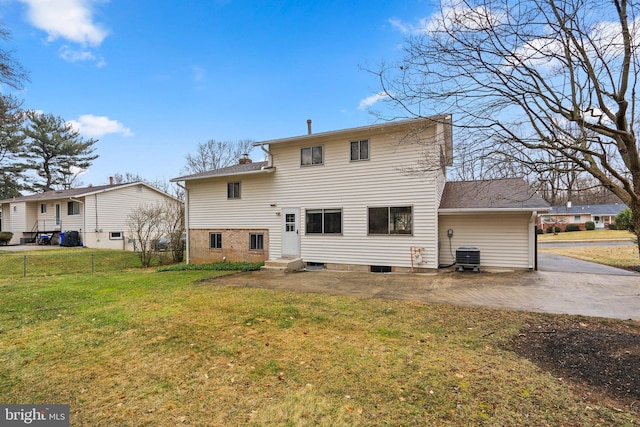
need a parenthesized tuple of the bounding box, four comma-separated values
(19, 0, 108, 46)
(192, 65, 206, 82)
(358, 92, 389, 110)
(68, 114, 133, 138)
(59, 45, 105, 66)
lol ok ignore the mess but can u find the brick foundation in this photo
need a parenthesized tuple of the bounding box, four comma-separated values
(189, 229, 269, 264)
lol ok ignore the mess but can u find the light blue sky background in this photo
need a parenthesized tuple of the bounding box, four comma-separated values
(1, 1, 435, 186)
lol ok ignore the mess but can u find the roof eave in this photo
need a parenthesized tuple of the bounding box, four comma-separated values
(439, 207, 551, 214)
(253, 115, 450, 147)
(171, 167, 275, 182)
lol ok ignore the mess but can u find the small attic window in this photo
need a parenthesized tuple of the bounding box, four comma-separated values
(137, 184, 143, 192)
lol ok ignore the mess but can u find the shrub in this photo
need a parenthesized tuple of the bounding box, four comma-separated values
(566, 224, 581, 232)
(546, 226, 556, 234)
(608, 223, 618, 230)
(615, 208, 634, 232)
(584, 221, 596, 230)
(536, 228, 543, 234)
(0, 231, 13, 245)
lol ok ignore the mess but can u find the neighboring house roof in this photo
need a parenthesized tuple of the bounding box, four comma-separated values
(0, 182, 178, 204)
(548, 203, 627, 216)
(439, 178, 550, 212)
(172, 161, 270, 182)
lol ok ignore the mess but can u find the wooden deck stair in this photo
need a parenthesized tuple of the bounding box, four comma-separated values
(260, 257, 305, 273)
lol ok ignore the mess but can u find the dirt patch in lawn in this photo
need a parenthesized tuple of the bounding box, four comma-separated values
(509, 317, 640, 413)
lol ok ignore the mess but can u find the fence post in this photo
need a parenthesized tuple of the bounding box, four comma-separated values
(23, 255, 27, 278)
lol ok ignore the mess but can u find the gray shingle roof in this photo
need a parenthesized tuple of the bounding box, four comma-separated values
(172, 161, 269, 182)
(440, 178, 550, 210)
(549, 203, 627, 216)
(0, 183, 128, 204)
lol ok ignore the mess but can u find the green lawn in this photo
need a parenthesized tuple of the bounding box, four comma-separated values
(0, 252, 637, 426)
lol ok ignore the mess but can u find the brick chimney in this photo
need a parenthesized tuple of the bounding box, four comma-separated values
(109, 176, 114, 186)
(238, 153, 252, 165)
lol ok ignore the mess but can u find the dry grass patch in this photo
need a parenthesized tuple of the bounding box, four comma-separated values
(1, 270, 638, 426)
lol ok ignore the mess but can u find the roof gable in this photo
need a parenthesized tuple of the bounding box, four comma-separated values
(440, 178, 549, 211)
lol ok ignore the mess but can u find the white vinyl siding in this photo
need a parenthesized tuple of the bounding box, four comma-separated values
(438, 214, 532, 269)
(83, 184, 176, 250)
(187, 123, 444, 269)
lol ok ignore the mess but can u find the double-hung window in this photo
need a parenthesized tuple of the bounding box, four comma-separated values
(301, 146, 323, 166)
(350, 139, 369, 161)
(368, 206, 413, 235)
(306, 209, 342, 234)
(40, 203, 47, 214)
(67, 201, 80, 215)
(227, 182, 241, 199)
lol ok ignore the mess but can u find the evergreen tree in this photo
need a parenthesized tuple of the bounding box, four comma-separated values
(0, 95, 27, 198)
(23, 111, 98, 192)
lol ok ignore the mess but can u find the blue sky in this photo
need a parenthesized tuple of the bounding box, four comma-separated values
(1, 0, 434, 186)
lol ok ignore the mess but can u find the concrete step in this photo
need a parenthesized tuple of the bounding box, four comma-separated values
(260, 258, 305, 273)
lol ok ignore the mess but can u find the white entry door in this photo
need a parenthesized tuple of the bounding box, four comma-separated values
(281, 208, 300, 257)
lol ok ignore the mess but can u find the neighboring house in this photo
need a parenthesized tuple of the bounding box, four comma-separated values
(0, 182, 180, 249)
(538, 203, 627, 230)
(172, 116, 550, 271)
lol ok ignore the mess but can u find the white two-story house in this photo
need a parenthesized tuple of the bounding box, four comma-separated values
(173, 116, 549, 271)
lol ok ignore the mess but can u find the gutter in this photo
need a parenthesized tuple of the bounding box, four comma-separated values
(258, 143, 276, 172)
(439, 207, 552, 215)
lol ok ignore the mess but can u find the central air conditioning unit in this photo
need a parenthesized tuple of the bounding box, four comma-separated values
(456, 247, 480, 272)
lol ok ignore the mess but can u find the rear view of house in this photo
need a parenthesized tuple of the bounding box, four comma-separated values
(174, 116, 549, 271)
(0, 182, 180, 250)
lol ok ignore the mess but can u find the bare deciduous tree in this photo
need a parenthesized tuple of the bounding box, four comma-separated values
(181, 139, 255, 175)
(127, 203, 165, 267)
(376, 0, 640, 253)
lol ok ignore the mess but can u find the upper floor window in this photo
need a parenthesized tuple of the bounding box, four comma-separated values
(368, 206, 413, 235)
(227, 182, 241, 199)
(40, 203, 47, 214)
(350, 139, 369, 161)
(67, 201, 80, 215)
(301, 146, 323, 166)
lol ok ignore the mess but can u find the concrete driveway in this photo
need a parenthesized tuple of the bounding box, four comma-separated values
(208, 265, 640, 321)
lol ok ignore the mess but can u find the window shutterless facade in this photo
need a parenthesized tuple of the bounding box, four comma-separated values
(306, 209, 342, 234)
(109, 231, 123, 240)
(209, 232, 222, 249)
(350, 139, 369, 161)
(67, 201, 80, 215)
(250, 233, 264, 250)
(368, 206, 413, 235)
(40, 203, 47, 214)
(227, 182, 241, 199)
(301, 146, 323, 166)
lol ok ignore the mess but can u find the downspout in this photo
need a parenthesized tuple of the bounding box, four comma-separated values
(95, 194, 99, 242)
(175, 181, 189, 264)
(259, 143, 274, 170)
(529, 211, 537, 270)
(69, 197, 86, 247)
